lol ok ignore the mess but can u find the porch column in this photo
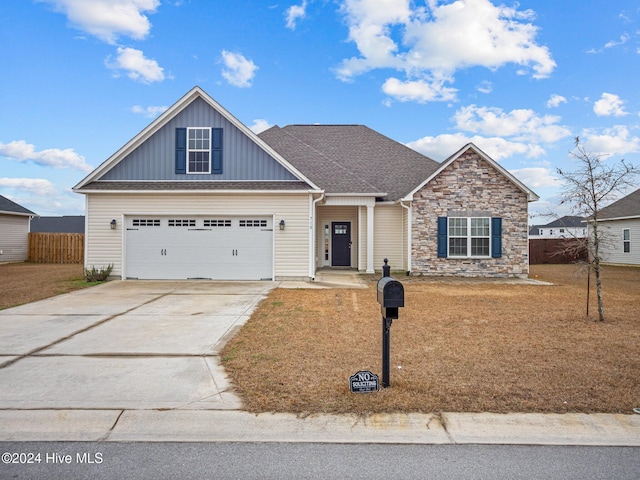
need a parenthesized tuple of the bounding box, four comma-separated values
(366, 204, 375, 273)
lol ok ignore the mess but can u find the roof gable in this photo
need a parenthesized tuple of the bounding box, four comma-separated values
(0, 194, 36, 216)
(74, 87, 318, 191)
(596, 187, 640, 220)
(403, 143, 539, 202)
(259, 125, 440, 200)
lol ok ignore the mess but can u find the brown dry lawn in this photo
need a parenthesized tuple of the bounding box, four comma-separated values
(0, 262, 86, 310)
(221, 264, 640, 415)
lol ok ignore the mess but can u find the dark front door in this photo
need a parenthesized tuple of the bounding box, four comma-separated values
(331, 222, 351, 266)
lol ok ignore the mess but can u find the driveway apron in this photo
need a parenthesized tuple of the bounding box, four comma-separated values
(0, 280, 276, 410)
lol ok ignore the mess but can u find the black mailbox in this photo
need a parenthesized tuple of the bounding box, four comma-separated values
(377, 277, 404, 319)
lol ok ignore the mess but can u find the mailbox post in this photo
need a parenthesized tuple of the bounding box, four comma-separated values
(376, 259, 404, 388)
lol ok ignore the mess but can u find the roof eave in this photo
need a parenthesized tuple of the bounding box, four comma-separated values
(0, 210, 35, 217)
(593, 214, 640, 222)
(324, 192, 387, 197)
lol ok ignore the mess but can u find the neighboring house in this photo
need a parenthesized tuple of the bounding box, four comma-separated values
(592, 187, 640, 266)
(30, 216, 85, 233)
(0, 194, 36, 262)
(529, 216, 587, 239)
(73, 86, 538, 280)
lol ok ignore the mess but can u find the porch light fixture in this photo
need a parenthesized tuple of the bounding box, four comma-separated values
(110, 219, 117, 230)
(279, 219, 285, 230)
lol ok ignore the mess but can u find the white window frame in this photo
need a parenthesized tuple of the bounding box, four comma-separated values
(448, 217, 491, 258)
(187, 127, 211, 174)
(623, 228, 631, 253)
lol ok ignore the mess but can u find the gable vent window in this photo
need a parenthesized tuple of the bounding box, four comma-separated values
(204, 219, 231, 227)
(168, 219, 196, 227)
(239, 219, 268, 228)
(132, 219, 160, 227)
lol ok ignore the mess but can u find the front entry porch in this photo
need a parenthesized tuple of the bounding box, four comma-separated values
(315, 199, 376, 274)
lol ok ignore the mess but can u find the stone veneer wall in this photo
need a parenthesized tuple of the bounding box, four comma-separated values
(411, 149, 530, 277)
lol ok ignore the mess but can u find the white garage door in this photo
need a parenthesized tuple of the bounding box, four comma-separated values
(125, 216, 273, 280)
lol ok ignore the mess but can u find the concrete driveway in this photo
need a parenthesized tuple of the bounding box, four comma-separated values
(0, 280, 276, 411)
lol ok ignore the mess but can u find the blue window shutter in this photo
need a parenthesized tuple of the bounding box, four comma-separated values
(437, 217, 448, 258)
(211, 128, 223, 174)
(491, 217, 502, 258)
(175, 128, 186, 174)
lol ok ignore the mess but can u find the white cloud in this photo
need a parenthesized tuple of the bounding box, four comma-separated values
(249, 119, 272, 134)
(285, 0, 307, 30)
(582, 125, 640, 156)
(406, 132, 543, 162)
(106, 47, 165, 83)
(476, 80, 492, 94)
(546, 94, 567, 108)
(336, 0, 555, 102)
(0, 177, 57, 196)
(381, 75, 457, 103)
(453, 105, 572, 143)
(220, 50, 258, 88)
(131, 104, 168, 118)
(508, 167, 560, 189)
(593, 92, 628, 117)
(604, 33, 630, 49)
(0, 140, 92, 172)
(38, 0, 159, 44)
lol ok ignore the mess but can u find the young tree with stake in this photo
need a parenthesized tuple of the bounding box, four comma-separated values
(556, 137, 639, 322)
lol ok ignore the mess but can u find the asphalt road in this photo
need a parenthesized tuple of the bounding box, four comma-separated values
(1, 442, 639, 479)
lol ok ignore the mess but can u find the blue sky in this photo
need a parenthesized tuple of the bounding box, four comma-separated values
(1, 0, 639, 223)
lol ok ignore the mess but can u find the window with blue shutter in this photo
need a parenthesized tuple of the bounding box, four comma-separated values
(175, 128, 186, 174)
(437, 216, 502, 258)
(176, 127, 223, 174)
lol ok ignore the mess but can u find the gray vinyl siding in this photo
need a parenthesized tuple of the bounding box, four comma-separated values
(0, 214, 30, 262)
(101, 98, 297, 182)
(598, 218, 640, 266)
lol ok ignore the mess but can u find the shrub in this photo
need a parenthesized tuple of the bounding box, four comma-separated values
(84, 264, 113, 282)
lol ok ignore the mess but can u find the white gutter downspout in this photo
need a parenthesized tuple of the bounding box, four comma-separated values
(401, 200, 412, 274)
(309, 191, 325, 280)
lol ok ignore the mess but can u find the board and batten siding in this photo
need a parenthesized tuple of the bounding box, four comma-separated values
(373, 204, 404, 272)
(101, 98, 297, 182)
(85, 193, 311, 279)
(598, 218, 640, 266)
(0, 214, 30, 262)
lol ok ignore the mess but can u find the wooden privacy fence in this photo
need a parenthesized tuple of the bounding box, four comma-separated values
(529, 238, 588, 265)
(28, 233, 84, 264)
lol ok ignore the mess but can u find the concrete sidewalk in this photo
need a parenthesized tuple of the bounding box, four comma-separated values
(0, 279, 638, 445)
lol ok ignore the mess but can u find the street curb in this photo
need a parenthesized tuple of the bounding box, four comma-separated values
(1, 410, 639, 445)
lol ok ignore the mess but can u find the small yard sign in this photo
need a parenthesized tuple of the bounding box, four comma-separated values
(349, 370, 380, 393)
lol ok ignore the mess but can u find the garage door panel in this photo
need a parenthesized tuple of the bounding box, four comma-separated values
(125, 217, 273, 280)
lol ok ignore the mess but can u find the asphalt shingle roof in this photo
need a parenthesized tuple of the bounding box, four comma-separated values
(597, 188, 640, 220)
(0, 194, 35, 216)
(259, 125, 440, 201)
(30, 216, 85, 233)
(542, 216, 585, 228)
